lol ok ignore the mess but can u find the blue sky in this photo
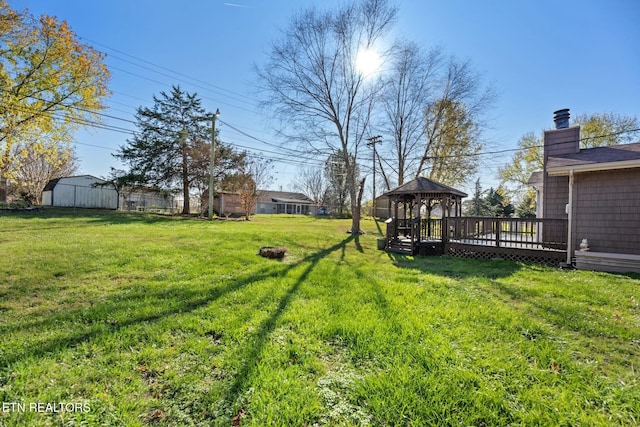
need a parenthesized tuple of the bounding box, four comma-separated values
(9, 0, 640, 194)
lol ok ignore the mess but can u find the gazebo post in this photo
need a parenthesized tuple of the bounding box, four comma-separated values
(402, 197, 410, 237)
(426, 196, 431, 239)
(393, 198, 399, 238)
(443, 195, 450, 243)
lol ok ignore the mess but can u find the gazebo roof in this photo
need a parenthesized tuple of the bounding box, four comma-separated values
(383, 176, 467, 198)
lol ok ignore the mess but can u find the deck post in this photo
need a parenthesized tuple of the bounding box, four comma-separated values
(495, 218, 501, 248)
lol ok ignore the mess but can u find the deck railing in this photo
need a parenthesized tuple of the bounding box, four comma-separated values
(386, 216, 568, 252)
(444, 217, 568, 251)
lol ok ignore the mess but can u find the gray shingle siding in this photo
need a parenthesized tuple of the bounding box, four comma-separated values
(573, 169, 640, 255)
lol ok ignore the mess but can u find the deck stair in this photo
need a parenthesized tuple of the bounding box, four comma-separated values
(386, 238, 416, 255)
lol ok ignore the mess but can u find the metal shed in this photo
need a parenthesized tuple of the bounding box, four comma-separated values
(41, 175, 118, 209)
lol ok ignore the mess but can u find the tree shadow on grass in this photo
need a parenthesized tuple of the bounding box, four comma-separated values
(386, 252, 522, 280)
(372, 217, 384, 236)
(0, 265, 272, 367)
(222, 236, 358, 407)
(1, 235, 359, 375)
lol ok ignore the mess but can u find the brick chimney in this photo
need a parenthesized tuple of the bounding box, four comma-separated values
(542, 109, 580, 222)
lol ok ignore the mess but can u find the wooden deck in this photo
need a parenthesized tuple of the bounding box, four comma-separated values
(386, 217, 568, 266)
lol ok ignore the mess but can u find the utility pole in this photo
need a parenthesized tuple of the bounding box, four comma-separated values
(208, 108, 220, 220)
(367, 135, 381, 217)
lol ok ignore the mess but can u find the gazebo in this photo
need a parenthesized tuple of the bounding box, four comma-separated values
(382, 176, 467, 255)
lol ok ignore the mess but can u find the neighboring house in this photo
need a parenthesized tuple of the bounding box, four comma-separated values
(42, 175, 118, 209)
(257, 190, 317, 215)
(531, 109, 640, 273)
(212, 190, 317, 216)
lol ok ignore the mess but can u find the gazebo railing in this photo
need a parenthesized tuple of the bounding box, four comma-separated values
(420, 218, 442, 240)
(395, 218, 414, 237)
(389, 217, 443, 240)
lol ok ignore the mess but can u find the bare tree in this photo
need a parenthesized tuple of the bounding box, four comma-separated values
(379, 42, 443, 186)
(256, 0, 397, 234)
(324, 150, 356, 216)
(415, 58, 496, 185)
(294, 166, 327, 206)
(377, 43, 494, 189)
(421, 98, 482, 187)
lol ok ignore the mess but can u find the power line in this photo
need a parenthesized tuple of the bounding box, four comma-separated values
(78, 36, 264, 116)
(218, 118, 316, 157)
(106, 53, 257, 108)
(2, 90, 325, 168)
(108, 65, 257, 114)
(80, 36, 255, 104)
(1, 98, 136, 136)
(415, 127, 640, 162)
(6, 76, 640, 172)
(579, 127, 640, 142)
(68, 35, 640, 170)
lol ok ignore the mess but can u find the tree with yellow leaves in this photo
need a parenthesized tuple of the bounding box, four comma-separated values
(0, 1, 110, 202)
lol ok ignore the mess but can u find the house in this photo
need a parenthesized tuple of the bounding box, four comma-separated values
(532, 109, 640, 273)
(213, 190, 317, 216)
(257, 190, 317, 215)
(42, 175, 118, 209)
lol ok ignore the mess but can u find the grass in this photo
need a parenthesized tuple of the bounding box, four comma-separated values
(0, 209, 639, 426)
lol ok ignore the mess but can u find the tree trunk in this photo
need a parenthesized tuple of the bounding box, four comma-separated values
(1, 177, 7, 204)
(181, 145, 190, 215)
(350, 178, 366, 234)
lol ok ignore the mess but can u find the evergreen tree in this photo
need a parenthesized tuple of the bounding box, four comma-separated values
(465, 178, 491, 216)
(115, 86, 243, 214)
(487, 186, 514, 217)
(516, 188, 537, 218)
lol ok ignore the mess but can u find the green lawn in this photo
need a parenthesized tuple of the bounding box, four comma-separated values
(0, 210, 639, 426)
